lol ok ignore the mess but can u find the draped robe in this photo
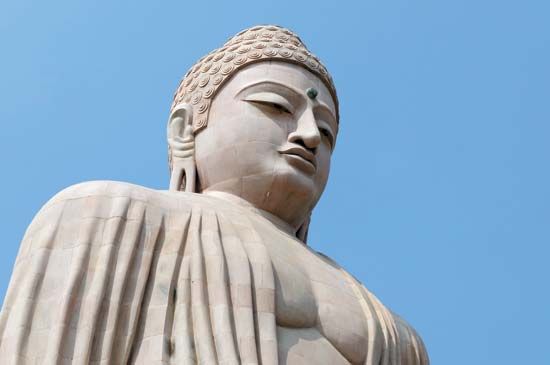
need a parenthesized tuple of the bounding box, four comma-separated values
(0, 181, 428, 364)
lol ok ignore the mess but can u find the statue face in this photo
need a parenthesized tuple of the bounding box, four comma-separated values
(194, 61, 338, 226)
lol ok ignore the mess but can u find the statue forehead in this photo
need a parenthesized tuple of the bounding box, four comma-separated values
(171, 25, 339, 133)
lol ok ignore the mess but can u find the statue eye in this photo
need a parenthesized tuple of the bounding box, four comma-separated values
(247, 100, 292, 114)
(270, 102, 292, 114)
(319, 127, 334, 148)
(243, 92, 294, 115)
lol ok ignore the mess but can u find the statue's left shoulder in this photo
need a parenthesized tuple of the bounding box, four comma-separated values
(392, 313, 430, 364)
(312, 251, 430, 364)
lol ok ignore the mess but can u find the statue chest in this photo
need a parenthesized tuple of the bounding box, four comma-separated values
(267, 237, 369, 364)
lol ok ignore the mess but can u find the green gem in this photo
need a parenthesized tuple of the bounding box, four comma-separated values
(306, 87, 318, 99)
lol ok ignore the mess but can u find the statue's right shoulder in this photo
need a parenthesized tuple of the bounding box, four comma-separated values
(45, 180, 207, 212)
(18, 181, 216, 244)
(48, 180, 159, 205)
(22, 181, 212, 253)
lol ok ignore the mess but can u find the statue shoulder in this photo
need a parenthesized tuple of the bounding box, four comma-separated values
(45, 180, 207, 211)
(47, 180, 160, 205)
(24, 181, 213, 239)
(392, 313, 430, 364)
(313, 252, 430, 364)
(20, 181, 215, 257)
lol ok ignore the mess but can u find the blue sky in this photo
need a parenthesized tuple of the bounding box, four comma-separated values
(1, 1, 549, 363)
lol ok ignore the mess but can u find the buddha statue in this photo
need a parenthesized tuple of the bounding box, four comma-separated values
(0, 25, 429, 364)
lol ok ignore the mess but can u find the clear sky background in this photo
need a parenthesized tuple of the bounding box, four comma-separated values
(1, 1, 549, 364)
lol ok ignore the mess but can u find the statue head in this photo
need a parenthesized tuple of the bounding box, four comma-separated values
(167, 25, 339, 239)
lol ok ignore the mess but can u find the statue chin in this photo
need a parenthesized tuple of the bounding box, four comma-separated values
(0, 25, 429, 365)
(200, 170, 322, 233)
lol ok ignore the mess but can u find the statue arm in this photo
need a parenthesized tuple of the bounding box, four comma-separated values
(0, 181, 175, 363)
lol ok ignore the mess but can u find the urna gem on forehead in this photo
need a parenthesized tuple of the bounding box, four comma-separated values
(171, 25, 339, 133)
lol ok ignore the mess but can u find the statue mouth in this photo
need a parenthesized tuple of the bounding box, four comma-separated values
(277, 144, 317, 174)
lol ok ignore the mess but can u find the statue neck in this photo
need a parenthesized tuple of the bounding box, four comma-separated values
(203, 190, 300, 237)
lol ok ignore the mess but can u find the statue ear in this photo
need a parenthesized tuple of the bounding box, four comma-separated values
(167, 104, 197, 192)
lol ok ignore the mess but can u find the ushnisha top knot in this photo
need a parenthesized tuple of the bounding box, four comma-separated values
(171, 25, 339, 133)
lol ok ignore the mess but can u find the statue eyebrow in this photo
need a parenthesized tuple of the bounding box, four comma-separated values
(236, 80, 302, 101)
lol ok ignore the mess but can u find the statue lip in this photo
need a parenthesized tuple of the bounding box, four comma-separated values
(277, 144, 317, 172)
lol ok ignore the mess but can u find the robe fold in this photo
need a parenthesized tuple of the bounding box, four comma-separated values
(0, 181, 428, 365)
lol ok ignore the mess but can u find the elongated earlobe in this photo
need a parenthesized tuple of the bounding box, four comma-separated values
(167, 104, 197, 192)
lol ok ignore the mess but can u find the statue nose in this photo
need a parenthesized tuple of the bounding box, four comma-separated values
(288, 109, 321, 151)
